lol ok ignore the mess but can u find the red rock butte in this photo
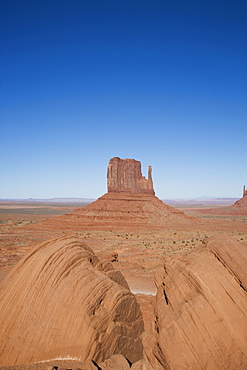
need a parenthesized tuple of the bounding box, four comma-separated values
(107, 157, 155, 195)
(66, 157, 197, 227)
(233, 184, 247, 208)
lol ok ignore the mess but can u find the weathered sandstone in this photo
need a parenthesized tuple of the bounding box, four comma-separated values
(66, 157, 198, 227)
(223, 185, 247, 214)
(233, 189, 247, 209)
(154, 235, 247, 369)
(0, 237, 144, 367)
(69, 192, 197, 227)
(107, 157, 154, 195)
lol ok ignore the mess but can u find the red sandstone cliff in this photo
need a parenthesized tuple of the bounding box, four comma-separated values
(107, 157, 155, 195)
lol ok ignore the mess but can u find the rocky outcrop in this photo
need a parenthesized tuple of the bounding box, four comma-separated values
(0, 237, 144, 367)
(107, 157, 155, 195)
(69, 192, 197, 227)
(154, 235, 247, 369)
(201, 186, 247, 215)
(233, 192, 247, 208)
(243, 185, 247, 198)
(65, 157, 198, 228)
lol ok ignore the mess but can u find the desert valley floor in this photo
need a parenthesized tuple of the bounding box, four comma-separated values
(1, 200, 247, 278)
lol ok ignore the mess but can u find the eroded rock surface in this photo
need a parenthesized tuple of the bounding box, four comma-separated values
(47, 157, 198, 228)
(154, 235, 247, 369)
(107, 157, 154, 195)
(0, 237, 144, 367)
(202, 186, 247, 215)
(70, 192, 197, 227)
(233, 191, 247, 210)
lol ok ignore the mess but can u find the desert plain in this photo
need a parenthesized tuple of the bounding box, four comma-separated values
(1, 198, 247, 278)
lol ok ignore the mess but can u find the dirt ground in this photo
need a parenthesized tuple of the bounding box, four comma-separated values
(1, 200, 246, 276)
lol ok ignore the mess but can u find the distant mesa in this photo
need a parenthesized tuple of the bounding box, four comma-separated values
(66, 157, 197, 227)
(0, 237, 144, 367)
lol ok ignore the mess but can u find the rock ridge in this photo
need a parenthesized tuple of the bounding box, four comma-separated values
(0, 237, 144, 367)
(154, 235, 247, 369)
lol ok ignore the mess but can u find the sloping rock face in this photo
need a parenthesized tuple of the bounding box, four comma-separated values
(66, 157, 197, 228)
(70, 192, 197, 227)
(107, 157, 154, 195)
(154, 235, 247, 369)
(207, 195, 247, 215)
(233, 192, 247, 209)
(208, 194, 247, 215)
(202, 187, 247, 216)
(0, 237, 144, 367)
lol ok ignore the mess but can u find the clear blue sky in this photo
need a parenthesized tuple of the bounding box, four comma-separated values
(1, 0, 246, 199)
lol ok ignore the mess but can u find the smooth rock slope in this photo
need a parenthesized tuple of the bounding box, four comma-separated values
(0, 237, 144, 367)
(154, 235, 247, 369)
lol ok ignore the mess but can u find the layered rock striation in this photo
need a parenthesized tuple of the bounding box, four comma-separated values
(0, 237, 144, 367)
(154, 235, 247, 369)
(66, 157, 197, 227)
(107, 157, 154, 195)
(70, 192, 196, 227)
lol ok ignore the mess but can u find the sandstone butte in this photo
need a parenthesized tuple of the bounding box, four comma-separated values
(154, 235, 247, 369)
(231, 185, 247, 213)
(63, 157, 197, 228)
(0, 236, 144, 367)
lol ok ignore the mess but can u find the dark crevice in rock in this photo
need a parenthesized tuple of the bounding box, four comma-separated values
(125, 357, 132, 367)
(240, 283, 247, 292)
(92, 360, 102, 370)
(163, 289, 169, 305)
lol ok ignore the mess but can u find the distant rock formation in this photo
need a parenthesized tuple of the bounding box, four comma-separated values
(223, 185, 247, 214)
(63, 157, 197, 227)
(243, 185, 247, 198)
(0, 237, 144, 367)
(198, 185, 247, 216)
(154, 235, 247, 369)
(233, 185, 247, 209)
(233, 195, 247, 209)
(107, 157, 155, 195)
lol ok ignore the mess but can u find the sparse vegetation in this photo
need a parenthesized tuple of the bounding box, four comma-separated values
(0, 201, 246, 273)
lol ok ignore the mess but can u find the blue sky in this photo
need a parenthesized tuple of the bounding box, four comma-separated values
(1, 0, 246, 199)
